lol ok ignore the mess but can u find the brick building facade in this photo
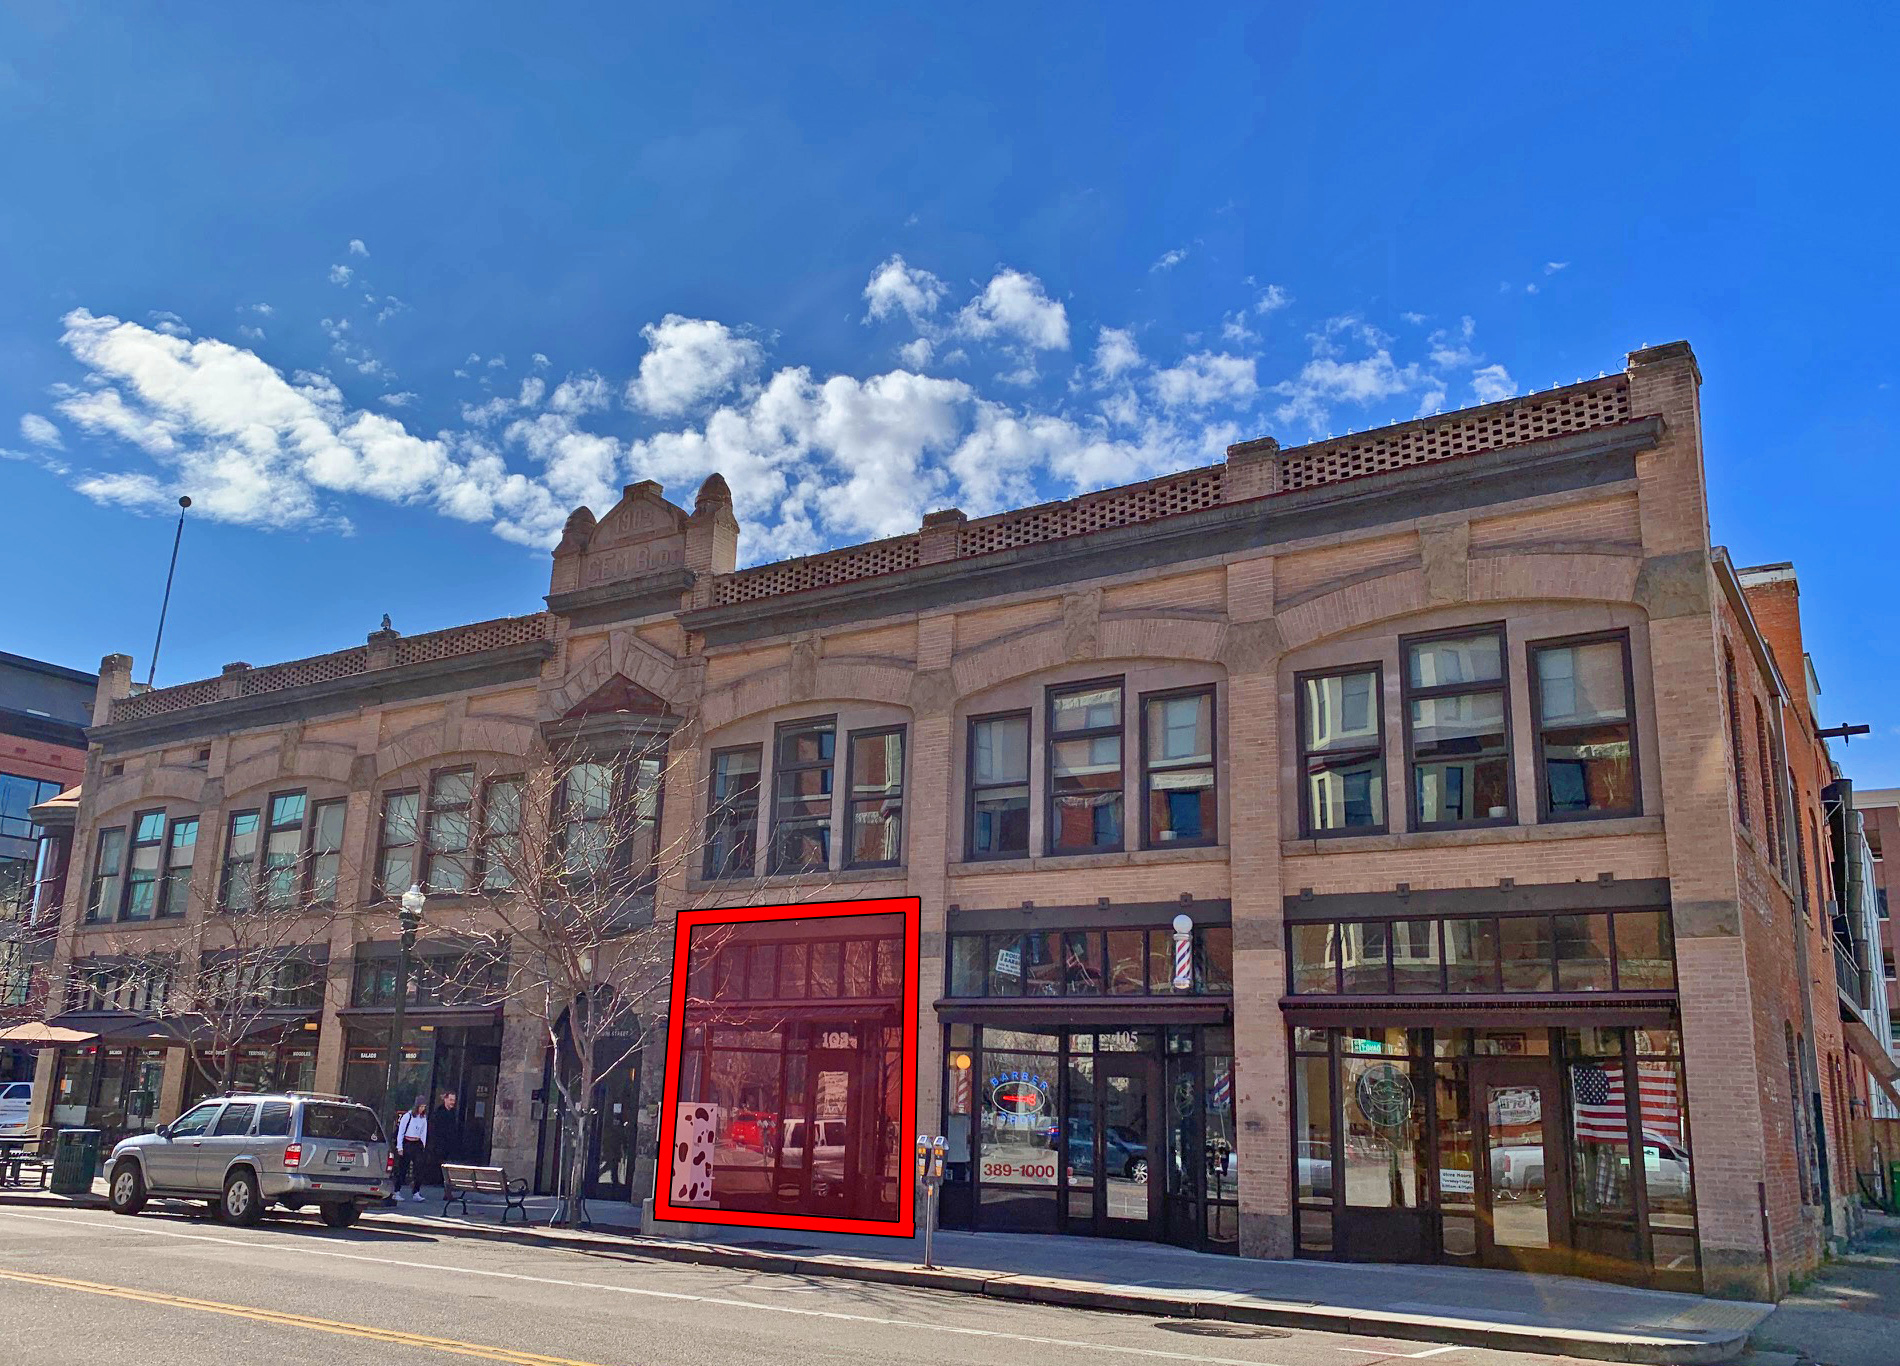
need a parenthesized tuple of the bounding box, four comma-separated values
(25, 339, 1889, 1298)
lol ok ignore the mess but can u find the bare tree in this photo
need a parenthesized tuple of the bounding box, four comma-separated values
(431, 720, 841, 1227)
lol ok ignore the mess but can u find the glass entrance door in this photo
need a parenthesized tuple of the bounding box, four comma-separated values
(1472, 1059, 1570, 1272)
(803, 1042, 861, 1219)
(1063, 1051, 1160, 1238)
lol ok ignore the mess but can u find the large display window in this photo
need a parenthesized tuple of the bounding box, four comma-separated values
(655, 897, 920, 1236)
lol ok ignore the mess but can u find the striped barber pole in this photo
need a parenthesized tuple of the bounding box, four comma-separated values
(1173, 932, 1193, 990)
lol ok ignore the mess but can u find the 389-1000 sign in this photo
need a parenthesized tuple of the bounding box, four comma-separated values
(982, 1156, 1057, 1186)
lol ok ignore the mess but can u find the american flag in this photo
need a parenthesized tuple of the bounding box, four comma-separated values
(1571, 1062, 1681, 1143)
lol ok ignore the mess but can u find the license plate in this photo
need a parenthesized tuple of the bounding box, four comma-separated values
(333, 1150, 357, 1167)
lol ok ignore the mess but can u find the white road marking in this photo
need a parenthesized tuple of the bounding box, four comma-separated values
(0, 1209, 1324, 1366)
(1336, 1349, 1463, 1359)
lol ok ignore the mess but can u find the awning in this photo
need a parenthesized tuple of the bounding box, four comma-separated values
(24, 1012, 182, 1047)
(1841, 1013, 1900, 1108)
(0, 1022, 97, 1046)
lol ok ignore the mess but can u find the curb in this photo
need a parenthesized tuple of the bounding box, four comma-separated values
(0, 1191, 1751, 1364)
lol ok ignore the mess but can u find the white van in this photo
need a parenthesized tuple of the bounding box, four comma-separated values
(0, 1081, 31, 1135)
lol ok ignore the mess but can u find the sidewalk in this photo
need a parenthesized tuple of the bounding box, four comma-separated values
(0, 1180, 1767, 1364)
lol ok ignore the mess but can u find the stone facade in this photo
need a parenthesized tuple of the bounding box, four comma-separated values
(34, 340, 1870, 1299)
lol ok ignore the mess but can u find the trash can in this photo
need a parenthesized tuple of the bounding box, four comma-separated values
(49, 1129, 101, 1195)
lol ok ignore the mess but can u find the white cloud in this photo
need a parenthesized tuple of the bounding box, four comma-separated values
(898, 338, 934, 369)
(1471, 364, 1516, 404)
(862, 256, 947, 325)
(328, 264, 353, 286)
(1545, 261, 1569, 274)
(1524, 282, 1540, 295)
(19, 413, 63, 449)
(1415, 388, 1447, 417)
(348, 239, 369, 257)
(487, 355, 507, 369)
(378, 392, 417, 408)
(1254, 284, 1291, 315)
(148, 311, 191, 338)
(1093, 326, 1141, 380)
(1151, 246, 1190, 273)
(243, 303, 273, 317)
(375, 297, 408, 324)
(531, 353, 550, 370)
(1219, 313, 1256, 345)
(1273, 343, 1423, 431)
(238, 325, 265, 341)
(1154, 352, 1256, 409)
(627, 315, 763, 417)
(955, 268, 1069, 351)
(1428, 316, 1479, 369)
(549, 372, 611, 415)
(1400, 311, 1426, 325)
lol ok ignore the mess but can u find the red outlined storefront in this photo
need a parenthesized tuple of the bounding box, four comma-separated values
(654, 897, 920, 1237)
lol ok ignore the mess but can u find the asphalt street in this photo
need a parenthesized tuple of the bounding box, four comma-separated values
(0, 1204, 1625, 1366)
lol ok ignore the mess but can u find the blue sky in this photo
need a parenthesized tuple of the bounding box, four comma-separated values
(4, 3, 1898, 778)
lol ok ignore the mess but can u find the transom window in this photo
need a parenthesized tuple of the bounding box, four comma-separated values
(1288, 908, 1675, 996)
(1298, 666, 1385, 835)
(1402, 628, 1512, 829)
(947, 923, 1233, 997)
(1530, 634, 1638, 820)
(968, 712, 1030, 859)
(1143, 689, 1215, 847)
(1047, 681, 1124, 853)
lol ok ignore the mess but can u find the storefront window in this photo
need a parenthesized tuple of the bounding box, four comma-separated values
(1567, 1049, 1635, 1217)
(1291, 923, 1336, 994)
(1445, 918, 1499, 992)
(1342, 1051, 1426, 1208)
(1203, 1045, 1238, 1251)
(1106, 929, 1145, 994)
(1063, 931, 1103, 994)
(1637, 1048, 1696, 1284)
(949, 935, 984, 996)
(666, 907, 912, 1230)
(1435, 1061, 1477, 1256)
(1391, 919, 1441, 993)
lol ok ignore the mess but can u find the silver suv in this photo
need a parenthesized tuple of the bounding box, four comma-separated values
(107, 1092, 391, 1228)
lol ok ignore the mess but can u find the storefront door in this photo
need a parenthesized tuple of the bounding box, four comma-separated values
(1062, 1048, 1161, 1238)
(1472, 1059, 1570, 1273)
(803, 1037, 862, 1218)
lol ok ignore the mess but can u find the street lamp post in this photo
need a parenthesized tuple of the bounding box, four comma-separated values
(383, 883, 426, 1120)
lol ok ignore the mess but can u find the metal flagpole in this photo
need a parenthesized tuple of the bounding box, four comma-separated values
(146, 496, 192, 688)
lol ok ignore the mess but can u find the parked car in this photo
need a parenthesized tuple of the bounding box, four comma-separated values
(1296, 1140, 1332, 1197)
(1489, 1143, 1546, 1198)
(1065, 1118, 1150, 1183)
(0, 1081, 30, 1136)
(106, 1092, 390, 1229)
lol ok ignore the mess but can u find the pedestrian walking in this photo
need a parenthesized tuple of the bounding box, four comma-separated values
(392, 1097, 429, 1201)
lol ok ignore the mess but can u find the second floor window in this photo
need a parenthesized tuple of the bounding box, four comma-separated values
(1143, 689, 1215, 846)
(1531, 634, 1638, 820)
(772, 720, 835, 874)
(557, 755, 662, 886)
(86, 826, 126, 923)
(1404, 628, 1511, 829)
(1299, 666, 1385, 835)
(703, 747, 762, 879)
(1047, 681, 1123, 853)
(375, 791, 420, 897)
(846, 728, 905, 868)
(159, 816, 198, 918)
(219, 810, 260, 912)
(260, 793, 306, 908)
(425, 768, 475, 893)
(478, 778, 522, 891)
(308, 799, 346, 904)
(122, 811, 166, 921)
(968, 712, 1030, 859)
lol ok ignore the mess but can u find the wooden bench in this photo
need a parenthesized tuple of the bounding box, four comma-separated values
(439, 1162, 530, 1224)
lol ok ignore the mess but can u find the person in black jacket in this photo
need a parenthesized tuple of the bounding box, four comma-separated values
(427, 1090, 464, 1179)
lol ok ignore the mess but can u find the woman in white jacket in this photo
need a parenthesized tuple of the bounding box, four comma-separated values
(392, 1098, 430, 1201)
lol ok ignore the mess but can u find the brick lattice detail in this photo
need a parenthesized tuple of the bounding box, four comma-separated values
(714, 536, 922, 606)
(110, 614, 553, 721)
(1273, 377, 1632, 493)
(956, 466, 1227, 559)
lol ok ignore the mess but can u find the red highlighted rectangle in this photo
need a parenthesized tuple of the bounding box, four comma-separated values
(653, 896, 921, 1237)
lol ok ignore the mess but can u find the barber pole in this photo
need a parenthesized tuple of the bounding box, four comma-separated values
(1171, 912, 1194, 991)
